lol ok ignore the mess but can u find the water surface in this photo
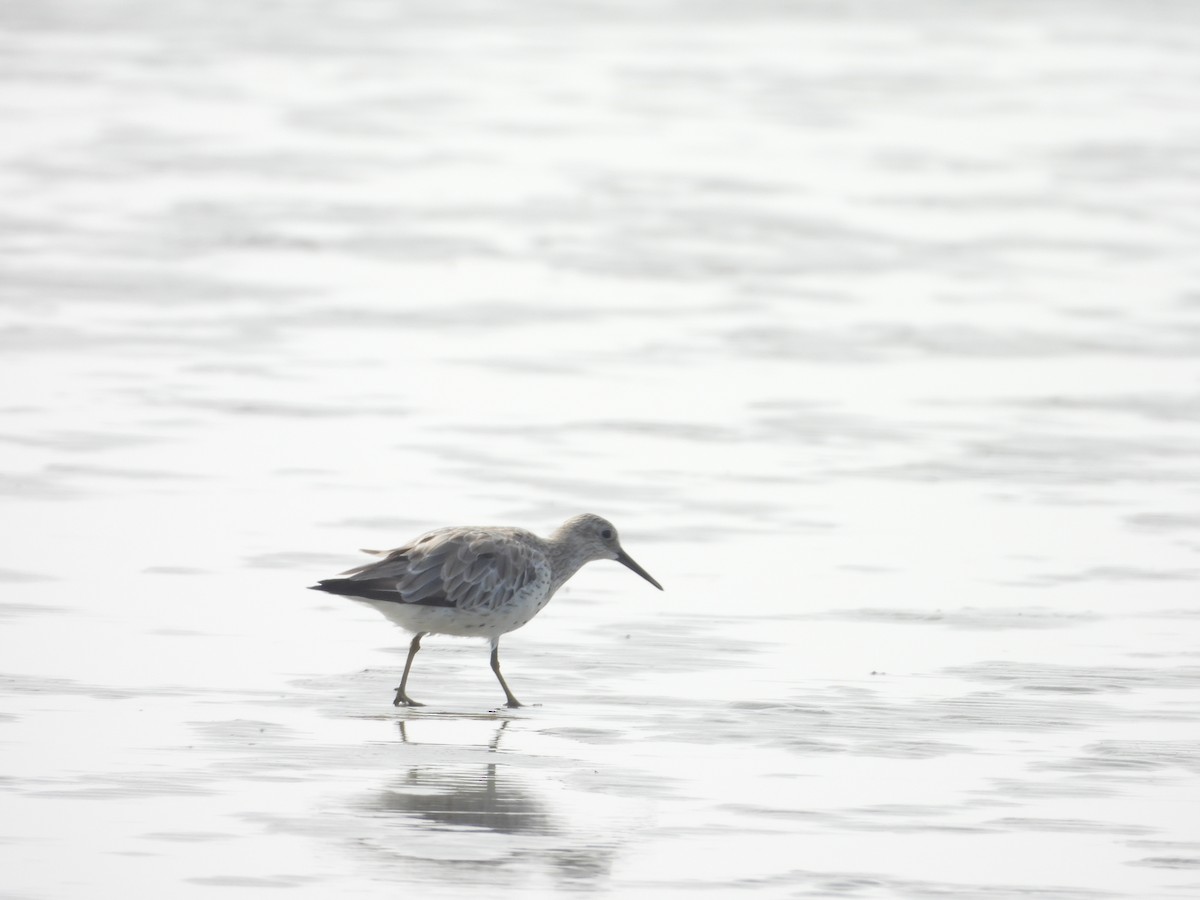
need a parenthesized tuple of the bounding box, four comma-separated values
(3, 1, 1200, 897)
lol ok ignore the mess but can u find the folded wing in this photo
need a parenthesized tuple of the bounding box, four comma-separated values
(311, 528, 543, 612)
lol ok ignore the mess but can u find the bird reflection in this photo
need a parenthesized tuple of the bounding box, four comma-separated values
(366, 717, 614, 885)
(376, 719, 551, 835)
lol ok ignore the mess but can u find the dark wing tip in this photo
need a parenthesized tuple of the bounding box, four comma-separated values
(310, 580, 347, 593)
(310, 577, 385, 600)
(307, 578, 456, 607)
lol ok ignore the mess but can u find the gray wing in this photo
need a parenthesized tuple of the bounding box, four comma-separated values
(323, 528, 543, 612)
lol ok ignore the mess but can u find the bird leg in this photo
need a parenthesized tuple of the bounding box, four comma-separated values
(393, 632, 426, 707)
(490, 639, 522, 708)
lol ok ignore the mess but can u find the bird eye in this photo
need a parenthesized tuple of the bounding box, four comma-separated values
(600, 528, 613, 540)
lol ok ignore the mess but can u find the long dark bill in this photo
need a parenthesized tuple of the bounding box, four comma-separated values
(615, 549, 664, 590)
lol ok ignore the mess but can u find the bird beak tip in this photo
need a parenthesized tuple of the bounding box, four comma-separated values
(615, 549, 663, 592)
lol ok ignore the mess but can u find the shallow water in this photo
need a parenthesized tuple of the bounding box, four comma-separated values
(3, 1, 1200, 897)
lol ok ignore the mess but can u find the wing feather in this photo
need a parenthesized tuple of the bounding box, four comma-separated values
(322, 528, 543, 612)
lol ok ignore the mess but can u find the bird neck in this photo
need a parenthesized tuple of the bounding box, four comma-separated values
(546, 536, 593, 594)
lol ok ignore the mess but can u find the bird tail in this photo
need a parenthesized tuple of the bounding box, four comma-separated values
(309, 578, 399, 602)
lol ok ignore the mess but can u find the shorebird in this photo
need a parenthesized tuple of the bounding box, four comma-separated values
(310, 513, 663, 708)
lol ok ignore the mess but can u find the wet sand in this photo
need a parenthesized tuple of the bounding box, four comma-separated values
(3, 1, 1200, 897)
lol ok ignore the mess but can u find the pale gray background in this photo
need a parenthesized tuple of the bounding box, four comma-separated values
(2, 2, 1199, 898)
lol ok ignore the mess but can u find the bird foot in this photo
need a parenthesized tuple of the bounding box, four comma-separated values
(393, 693, 425, 707)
